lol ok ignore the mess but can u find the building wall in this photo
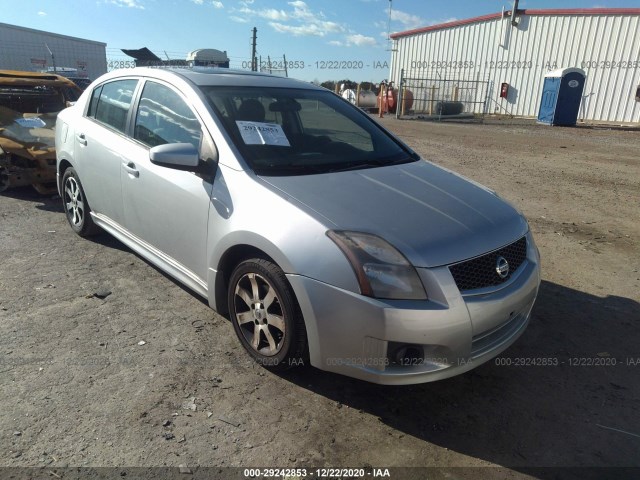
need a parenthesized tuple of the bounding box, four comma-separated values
(0, 23, 107, 80)
(390, 11, 640, 123)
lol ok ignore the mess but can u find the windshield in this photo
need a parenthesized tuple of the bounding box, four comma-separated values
(199, 86, 417, 175)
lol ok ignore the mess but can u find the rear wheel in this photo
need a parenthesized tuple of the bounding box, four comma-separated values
(62, 167, 100, 237)
(228, 258, 307, 370)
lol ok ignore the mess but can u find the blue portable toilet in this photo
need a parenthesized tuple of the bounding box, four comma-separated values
(537, 68, 586, 126)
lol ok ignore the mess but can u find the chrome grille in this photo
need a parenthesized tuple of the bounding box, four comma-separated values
(449, 237, 527, 292)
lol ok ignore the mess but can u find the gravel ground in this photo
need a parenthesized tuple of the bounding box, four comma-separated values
(1, 118, 638, 478)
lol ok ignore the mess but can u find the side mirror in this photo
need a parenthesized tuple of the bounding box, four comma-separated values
(149, 143, 201, 171)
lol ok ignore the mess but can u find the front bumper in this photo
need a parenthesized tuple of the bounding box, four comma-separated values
(287, 232, 540, 385)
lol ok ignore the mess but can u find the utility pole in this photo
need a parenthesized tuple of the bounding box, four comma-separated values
(251, 27, 257, 71)
(387, 0, 392, 41)
(510, 0, 520, 26)
(45, 43, 56, 73)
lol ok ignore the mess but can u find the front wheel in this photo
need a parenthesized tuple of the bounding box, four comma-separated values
(228, 258, 308, 371)
(62, 167, 100, 237)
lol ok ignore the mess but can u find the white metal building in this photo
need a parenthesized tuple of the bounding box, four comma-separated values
(0, 23, 107, 80)
(390, 8, 640, 124)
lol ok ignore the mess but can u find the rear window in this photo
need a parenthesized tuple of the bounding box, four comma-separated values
(0, 84, 68, 114)
(87, 79, 138, 133)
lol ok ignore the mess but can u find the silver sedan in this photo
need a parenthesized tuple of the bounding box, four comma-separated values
(56, 68, 540, 384)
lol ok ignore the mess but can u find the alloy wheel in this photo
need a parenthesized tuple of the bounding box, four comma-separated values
(64, 176, 85, 227)
(233, 272, 286, 356)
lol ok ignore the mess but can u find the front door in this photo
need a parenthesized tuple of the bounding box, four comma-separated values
(120, 80, 213, 282)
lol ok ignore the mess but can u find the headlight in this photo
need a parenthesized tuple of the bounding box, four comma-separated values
(327, 230, 427, 300)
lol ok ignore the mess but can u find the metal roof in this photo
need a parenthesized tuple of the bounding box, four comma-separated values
(390, 8, 640, 39)
(0, 22, 106, 46)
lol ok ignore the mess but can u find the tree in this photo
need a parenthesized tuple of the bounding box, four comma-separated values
(336, 79, 357, 90)
(360, 81, 377, 93)
(320, 80, 336, 91)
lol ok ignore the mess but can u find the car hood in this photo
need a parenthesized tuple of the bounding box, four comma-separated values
(260, 160, 528, 268)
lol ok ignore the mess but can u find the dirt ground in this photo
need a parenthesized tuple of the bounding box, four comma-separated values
(1, 118, 638, 478)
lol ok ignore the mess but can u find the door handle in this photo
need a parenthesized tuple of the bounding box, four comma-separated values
(77, 133, 87, 146)
(122, 162, 139, 178)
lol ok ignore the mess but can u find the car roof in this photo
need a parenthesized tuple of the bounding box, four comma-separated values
(119, 67, 324, 91)
(0, 69, 80, 89)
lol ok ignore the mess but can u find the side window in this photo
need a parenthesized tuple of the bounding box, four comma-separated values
(87, 85, 102, 117)
(133, 81, 201, 149)
(89, 79, 137, 133)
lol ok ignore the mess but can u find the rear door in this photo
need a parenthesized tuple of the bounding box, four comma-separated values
(74, 78, 139, 226)
(120, 79, 214, 282)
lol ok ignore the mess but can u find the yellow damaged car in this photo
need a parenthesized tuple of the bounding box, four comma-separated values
(0, 70, 81, 193)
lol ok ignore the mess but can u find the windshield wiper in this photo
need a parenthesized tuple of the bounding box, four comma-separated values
(256, 163, 328, 176)
(328, 156, 416, 173)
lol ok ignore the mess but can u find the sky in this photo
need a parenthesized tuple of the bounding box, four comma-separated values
(1, 0, 638, 82)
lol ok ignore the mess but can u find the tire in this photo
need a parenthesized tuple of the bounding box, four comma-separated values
(61, 167, 100, 237)
(228, 258, 308, 371)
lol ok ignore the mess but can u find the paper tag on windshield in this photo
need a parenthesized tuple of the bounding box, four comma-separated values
(15, 117, 47, 128)
(236, 121, 290, 147)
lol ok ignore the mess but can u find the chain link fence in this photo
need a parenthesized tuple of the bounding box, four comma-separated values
(397, 69, 492, 121)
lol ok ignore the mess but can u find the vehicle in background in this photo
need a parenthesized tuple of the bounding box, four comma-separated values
(0, 70, 81, 193)
(186, 49, 230, 68)
(66, 77, 92, 91)
(42, 67, 93, 91)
